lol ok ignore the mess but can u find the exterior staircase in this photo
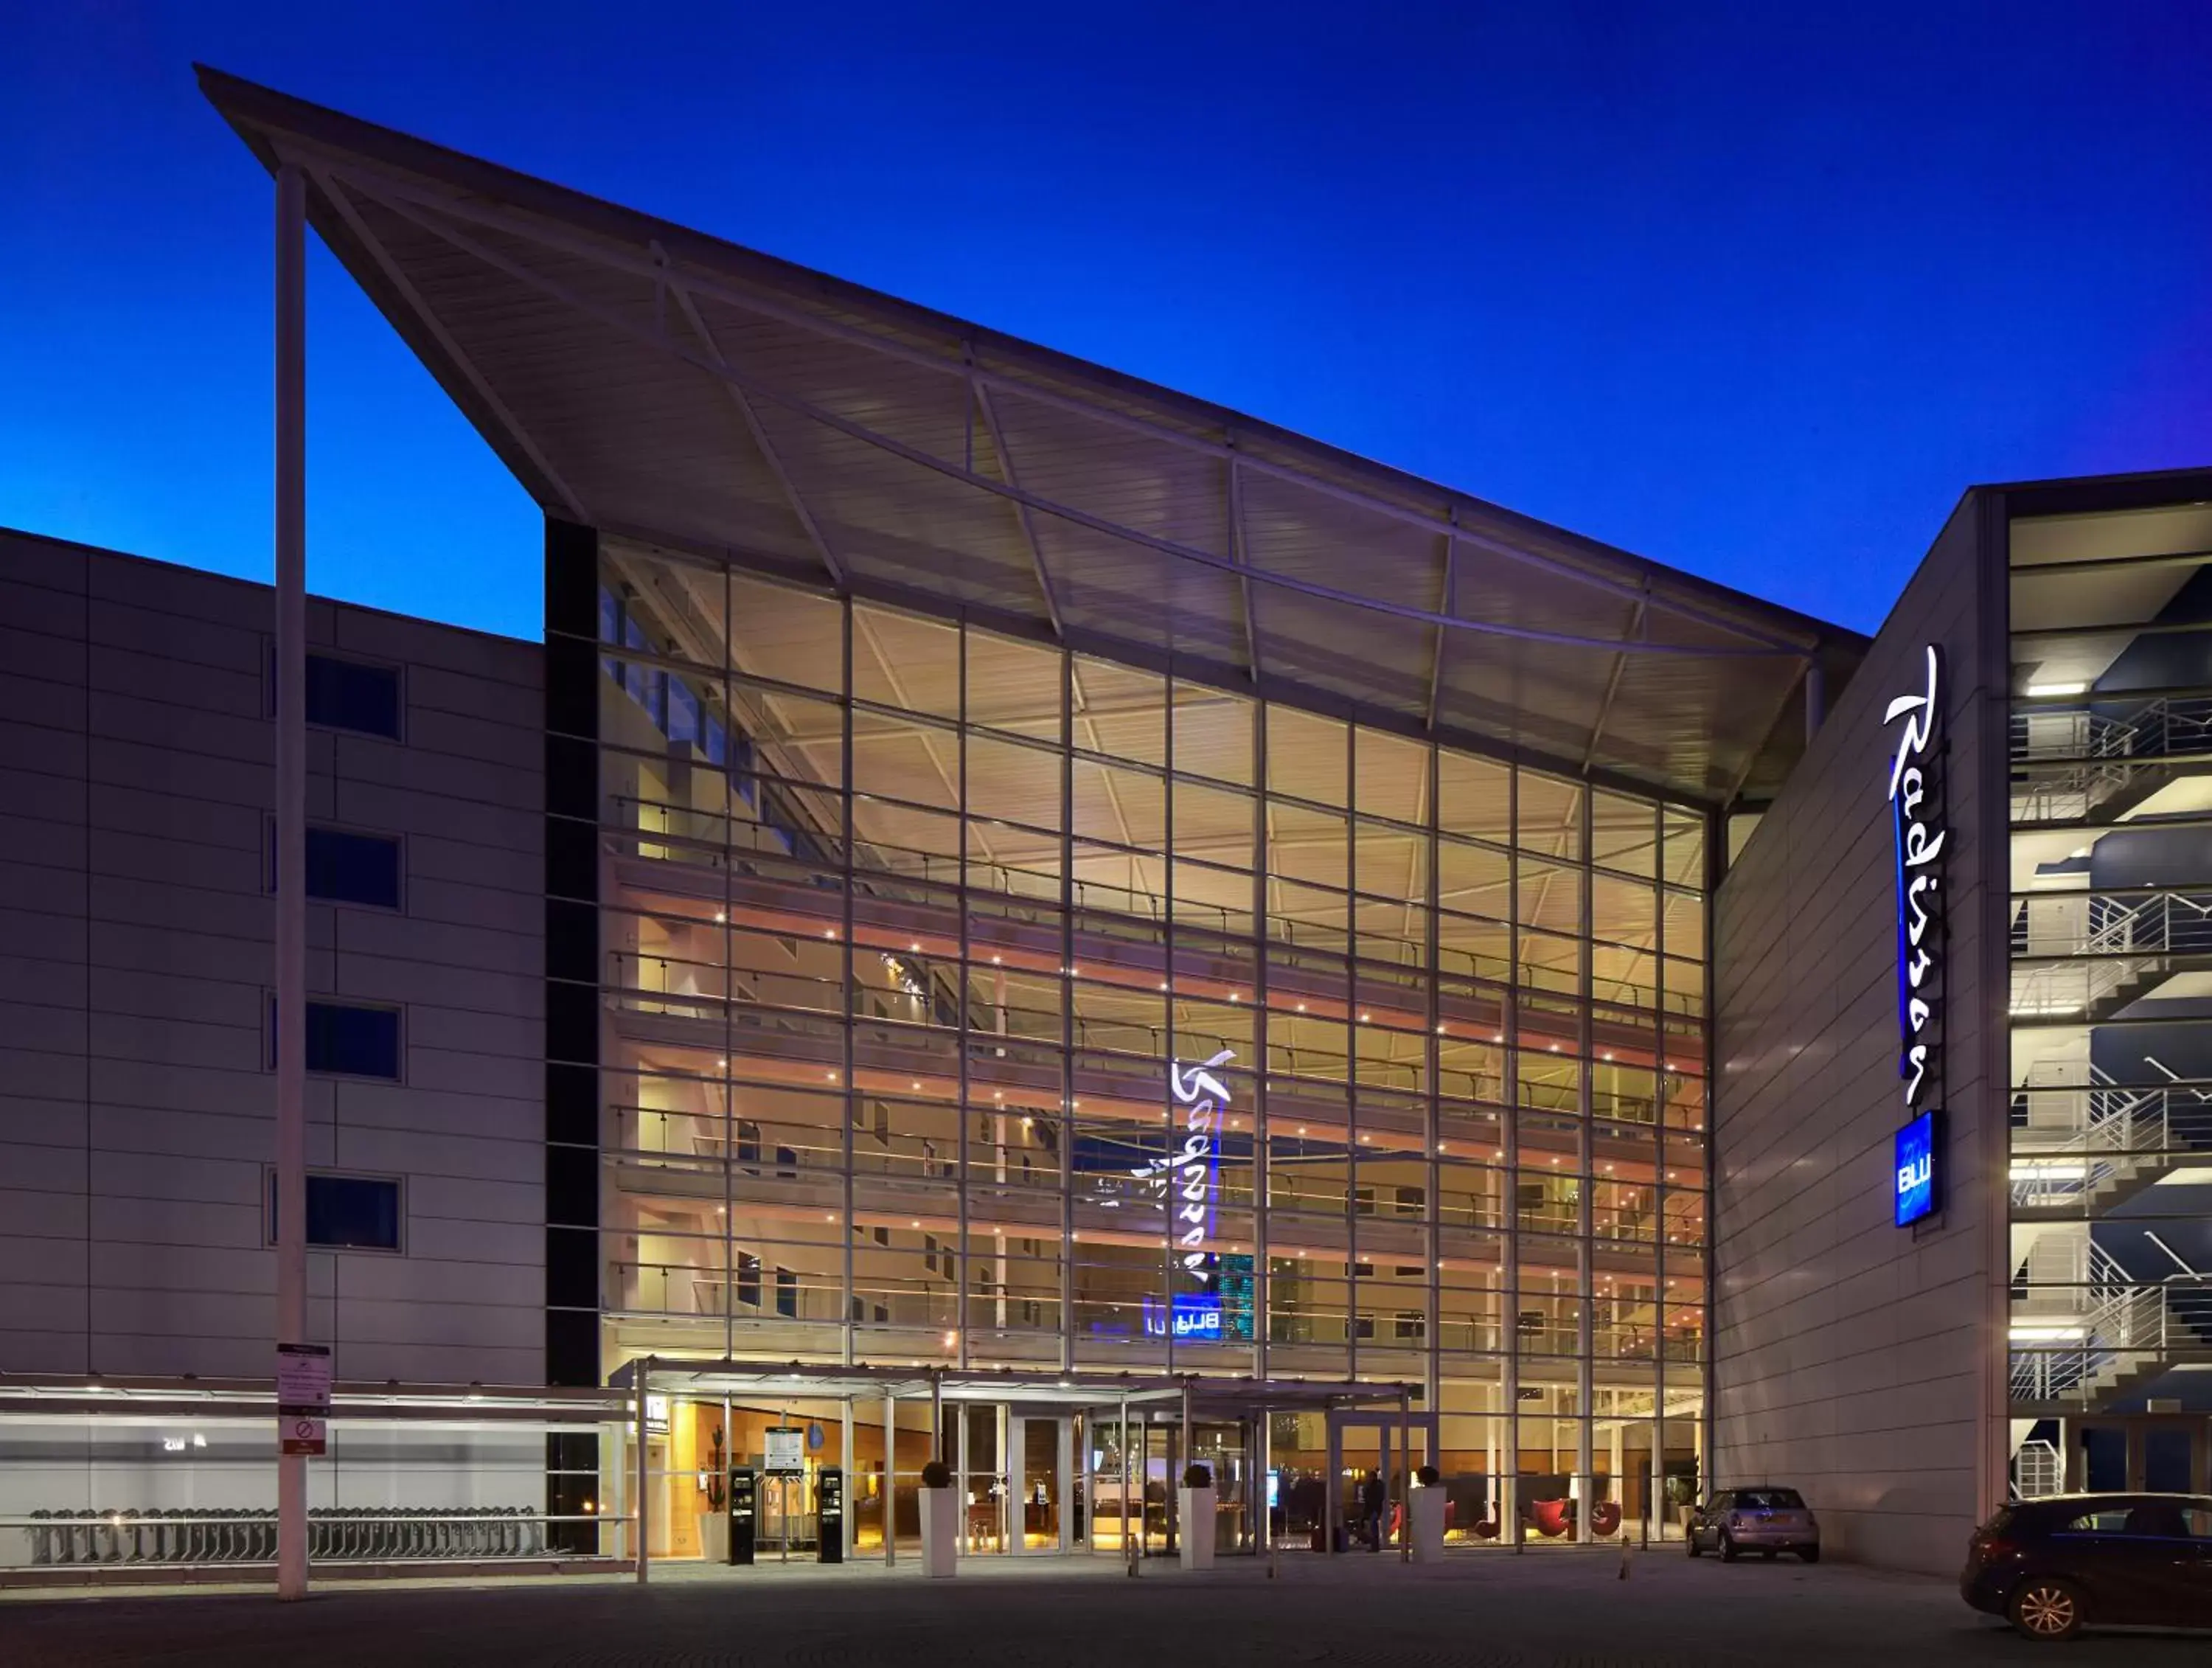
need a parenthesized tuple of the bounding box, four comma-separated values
(2010, 1242, 2212, 1408)
(2007, 892, 2212, 1024)
(2010, 1066, 2177, 1215)
(2011, 698, 2212, 827)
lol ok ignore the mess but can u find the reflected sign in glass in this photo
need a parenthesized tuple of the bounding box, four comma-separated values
(1142, 1293, 1224, 1340)
(1893, 1109, 1938, 1227)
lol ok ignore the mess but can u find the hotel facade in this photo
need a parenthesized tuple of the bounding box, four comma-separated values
(0, 68, 2203, 1581)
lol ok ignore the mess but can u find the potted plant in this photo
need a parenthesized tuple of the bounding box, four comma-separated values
(919, 1457, 958, 1577)
(698, 1427, 729, 1563)
(1178, 1462, 1216, 1571)
(1408, 1464, 1447, 1563)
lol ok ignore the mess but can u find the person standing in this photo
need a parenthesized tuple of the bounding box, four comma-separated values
(1360, 1469, 1386, 1551)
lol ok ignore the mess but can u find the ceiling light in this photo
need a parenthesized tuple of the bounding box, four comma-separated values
(2026, 681, 2088, 698)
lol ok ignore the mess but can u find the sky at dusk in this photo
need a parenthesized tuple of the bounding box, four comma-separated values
(4, 1, 2208, 643)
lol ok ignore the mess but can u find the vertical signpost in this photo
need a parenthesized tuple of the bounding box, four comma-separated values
(1885, 644, 1946, 1227)
(273, 159, 311, 1600)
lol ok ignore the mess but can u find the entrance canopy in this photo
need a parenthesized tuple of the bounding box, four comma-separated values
(198, 66, 1863, 807)
(609, 1359, 1415, 1419)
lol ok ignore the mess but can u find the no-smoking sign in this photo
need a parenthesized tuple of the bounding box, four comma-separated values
(281, 1417, 327, 1456)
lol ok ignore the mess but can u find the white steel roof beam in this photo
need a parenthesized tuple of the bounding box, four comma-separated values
(1582, 586, 1649, 772)
(661, 260, 847, 592)
(970, 373, 1062, 636)
(1227, 447, 1262, 682)
(307, 163, 589, 524)
(1425, 524, 1457, 732)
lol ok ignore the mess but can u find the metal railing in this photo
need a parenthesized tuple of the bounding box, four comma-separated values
(2008, 1071, 2170, 1211)
(2008, 1248, 2212, 1403)
(2006, 892, 2195, 1018)
(2011, 1057, 2212, 1209)
(604, 790, 1709, 1022)
(2010, 696, 2212, 824)
(12, 1507, 585, 1567)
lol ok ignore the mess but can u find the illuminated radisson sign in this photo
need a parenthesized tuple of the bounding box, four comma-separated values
(1885, 644, 1944, 1226)
(1141, 1048, 1234, 1341)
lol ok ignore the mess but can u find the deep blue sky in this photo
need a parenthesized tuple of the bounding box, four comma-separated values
(5, 3, 2208, 642)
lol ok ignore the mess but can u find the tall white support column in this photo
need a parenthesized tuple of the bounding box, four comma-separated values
(1399, 1391, 1413, 1561)
(883, 1390, 897, 1566)
(1007, 1414, 1023, 1555)
(841, 1398, 857, 1560)
(272, 158, 310, 1605)
(1257, 1409, 1273, 1573)
(956, 1401, 971, 1558)
(1119, 1396, 1134, 1574)
(1056, 1415, 1074, 1552)
(634, 1358, 652, 1583)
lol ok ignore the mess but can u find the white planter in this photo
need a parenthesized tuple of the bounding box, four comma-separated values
(699, 1511, 728, 1564)
(919, 1487, 959, 1577)
(1177, 1487, 1216, 1570)
(1409, 1487, 1447, 1563)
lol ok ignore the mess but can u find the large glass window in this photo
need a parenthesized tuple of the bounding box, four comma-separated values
(577, 539, 1711, 1539)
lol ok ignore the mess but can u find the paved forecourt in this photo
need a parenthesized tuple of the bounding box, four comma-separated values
(2, 1551, 2205, 1667)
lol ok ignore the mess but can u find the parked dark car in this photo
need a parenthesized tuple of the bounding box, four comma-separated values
(1961, 1493, 2212, 1641)
(1686, 1487, 1819, 1562)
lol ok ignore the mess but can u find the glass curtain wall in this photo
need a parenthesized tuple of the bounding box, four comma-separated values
(579, 538, 1711, 1543)
(2008, 501, 2212, 1499)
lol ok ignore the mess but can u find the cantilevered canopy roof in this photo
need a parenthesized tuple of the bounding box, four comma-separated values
(200, 66, 1862, 806)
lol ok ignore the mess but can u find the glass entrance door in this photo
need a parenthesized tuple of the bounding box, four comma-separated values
(1013, 1414, 1065, 1550)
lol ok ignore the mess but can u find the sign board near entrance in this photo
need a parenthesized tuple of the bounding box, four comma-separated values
(765, 1426, 805, 1474)
(1894, 1108, 1938, 1227)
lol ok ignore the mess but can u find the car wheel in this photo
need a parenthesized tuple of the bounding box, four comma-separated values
(2009, 1577, 2084, 1642)
(1719, 1532, 1739, 1563)
(1799, 1547, 1820, 1565)
(1686, 1532, 1701, 1558)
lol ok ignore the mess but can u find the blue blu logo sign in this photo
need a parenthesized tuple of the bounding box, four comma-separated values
(1142, 1293, 1223, 1339)
(1893, 1109, 1937, 1227)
